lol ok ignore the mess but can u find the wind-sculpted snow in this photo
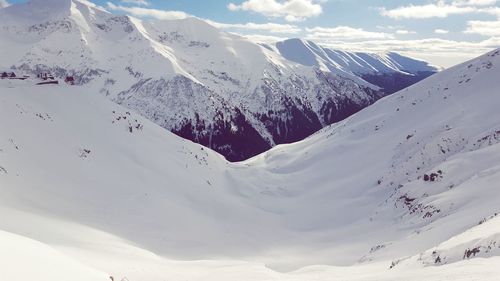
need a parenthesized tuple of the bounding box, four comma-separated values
(1, 41, 500, 280)
(0, 0, 437, 161)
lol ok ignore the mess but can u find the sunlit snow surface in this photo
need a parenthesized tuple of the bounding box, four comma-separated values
(1, 37, 500, 280)
(1, 0, 499, 280)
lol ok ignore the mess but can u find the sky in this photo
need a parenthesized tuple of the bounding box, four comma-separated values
(5, 0, 500, 67)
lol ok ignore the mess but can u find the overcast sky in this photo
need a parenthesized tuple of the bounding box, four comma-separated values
(6, 0, 500, 67)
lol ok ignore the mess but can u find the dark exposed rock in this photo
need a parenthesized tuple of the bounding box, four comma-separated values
(464, 247, 481, 259)
(362, 71, 436, 95)
(173, 109, 271, 162)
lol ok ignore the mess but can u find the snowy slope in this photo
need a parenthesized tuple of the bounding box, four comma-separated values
(271, 38, 439, 94)
(0, 230, 108, 281)
(1, 46, 500, 280)
(0, 0, 436, 161)
(240, 47, 500, 269)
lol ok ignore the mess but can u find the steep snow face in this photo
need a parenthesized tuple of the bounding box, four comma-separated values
(1, 0, 389, 161)
(273, 39, 439, 94)
(1, 48, 500, 280)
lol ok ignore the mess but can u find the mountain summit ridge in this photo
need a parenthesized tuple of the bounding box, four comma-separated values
(270, 38, 439, 93)
(272, 38, 438, 74)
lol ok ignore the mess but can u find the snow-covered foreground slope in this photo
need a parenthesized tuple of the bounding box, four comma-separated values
(0, 229, 109, 281)
(1, 45, 500, 279)
(0, 0, 437, 161)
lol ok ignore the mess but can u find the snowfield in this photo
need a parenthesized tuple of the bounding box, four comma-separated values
(0, 229, 108, 281)
(1, 40, 500, 279)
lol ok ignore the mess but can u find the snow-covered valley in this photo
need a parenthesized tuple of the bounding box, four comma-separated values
(1, 26, 500, 280)
(2, 0, 500, 280)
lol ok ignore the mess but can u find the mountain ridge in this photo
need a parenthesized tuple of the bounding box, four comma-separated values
(0, 0, 437, 161)
(269, 38, 439, 94)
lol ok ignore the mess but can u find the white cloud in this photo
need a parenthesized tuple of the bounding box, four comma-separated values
(120, 0, 150, 6)
(380, 1, 476, 19)
(435, 29, 450, 34)
(243, 34, 289, 44)
(465, 19, 500, 36)
(228, 0, 323, 22)
(305, 26, 394, 40)
(380, 0, 500, 19)
(208, 21, 301, 34)
(479, 6, 500, 16)
(0, 0, 9, 8)
(453, 0, 498, 6)
(396, 29, 416, 35)
(106, 2, 188, 20)
(376, 25, 404, 30)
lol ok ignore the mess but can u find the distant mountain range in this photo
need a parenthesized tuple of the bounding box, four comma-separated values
(0, 0, 439, 161)
(269, 38, 439, 93)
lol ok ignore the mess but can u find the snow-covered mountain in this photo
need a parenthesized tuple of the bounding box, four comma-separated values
(244, 47, 500, 270)
(0, 0, 436, 161)
(1, 32, 500, 280)
(268, 38, 439, 94)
